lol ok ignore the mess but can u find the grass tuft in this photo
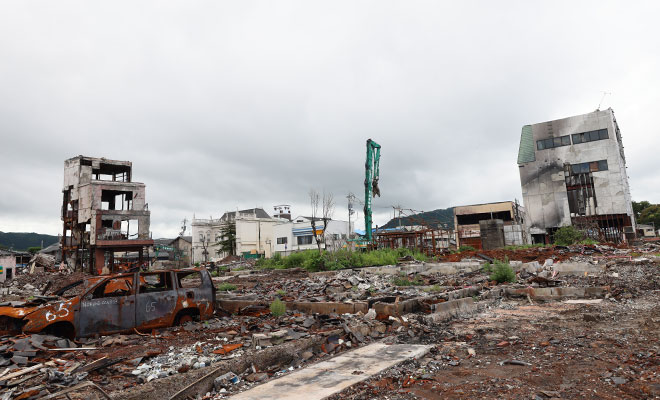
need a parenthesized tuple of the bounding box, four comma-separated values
(269, 299, 286, 317)
(489, 258, 516, 283)
(217, 283, 237, 292)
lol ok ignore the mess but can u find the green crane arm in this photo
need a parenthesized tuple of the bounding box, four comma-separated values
(364, 139, 381, 243)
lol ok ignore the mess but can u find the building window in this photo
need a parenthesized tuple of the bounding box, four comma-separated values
(536, 135, 571, 150)
(569, 160, 608, 175)
(277, 237, 288, 244)
(572, 129, 609, 145)
(297, 235, 313, 245)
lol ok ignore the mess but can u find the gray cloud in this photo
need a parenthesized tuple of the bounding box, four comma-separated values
(1, 1, 659, 237)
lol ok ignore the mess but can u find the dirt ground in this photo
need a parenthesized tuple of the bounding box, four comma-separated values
(2, 245, 659, 399)
(332, 291, 660, 399)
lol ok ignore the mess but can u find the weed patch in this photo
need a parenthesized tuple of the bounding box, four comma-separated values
(489, 258, 516, 283)
(217, 283, 237, 292)
(270, 299, 286, 317)
(392, 275, 423, 286)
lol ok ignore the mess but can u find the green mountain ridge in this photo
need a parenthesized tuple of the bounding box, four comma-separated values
(380, 207, 454, 230)
(0, 232, 59, 251)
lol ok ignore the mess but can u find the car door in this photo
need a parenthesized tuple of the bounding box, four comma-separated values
(76, 274, 136, 337)
(175, 269, 215, 318)
(135, 271, 178, 330)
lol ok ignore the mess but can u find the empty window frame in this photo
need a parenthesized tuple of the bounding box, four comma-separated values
(139, 272, 174, 293)
(177, 271, 202, 288)
(91, 276, 134, 298)
(277, 237, 288, 244)
(536, 135, 571, 150)
(570, 160, 608, 175)
(571, 129, 609, 145)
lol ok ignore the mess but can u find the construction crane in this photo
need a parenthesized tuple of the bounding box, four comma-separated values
(364, 139, 381, 244)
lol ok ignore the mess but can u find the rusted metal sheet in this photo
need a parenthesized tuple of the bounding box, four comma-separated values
(0, 268, 215, 338)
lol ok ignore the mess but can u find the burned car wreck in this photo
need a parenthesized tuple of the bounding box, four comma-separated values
(0, 268, 215, 339)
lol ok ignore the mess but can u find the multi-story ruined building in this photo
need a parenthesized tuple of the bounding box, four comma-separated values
(517, 108, 635, 244)
(61, 156, 153, 274)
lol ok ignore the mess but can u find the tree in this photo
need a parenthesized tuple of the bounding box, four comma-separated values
(553, 226, 584, 246)
(633, 201, 651, 220)
(639, 205, 660, 230)
(27, 246, 41, 254)
(309, 190, 335, 255)
(200, 232, 210, 263)
(216, 221, 236, 257)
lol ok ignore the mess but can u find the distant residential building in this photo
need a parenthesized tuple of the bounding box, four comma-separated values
(170, 236, 193, 264)
(192, 208, 279, 261)
(0, 250, 17, 282)
(273, 216, 350, 256)
(517, 109, 635, 244)
(637, 224, 656, 238)
(454, 201, 528, 250)
(272, 205, 292, 221)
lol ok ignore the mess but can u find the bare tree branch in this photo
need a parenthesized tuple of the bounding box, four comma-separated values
(322, 191, 335, 239)
(309, 189, 322, 254)
(309, 190, 336, 256)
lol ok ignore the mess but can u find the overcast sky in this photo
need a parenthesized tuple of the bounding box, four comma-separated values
(1, 1, 659, 238)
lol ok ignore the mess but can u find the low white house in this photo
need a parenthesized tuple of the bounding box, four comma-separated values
(0, 251, 17, 282)
(192, 208, 280, 262)
(273, 216, 350, 256)
(637, 224, 656, 237)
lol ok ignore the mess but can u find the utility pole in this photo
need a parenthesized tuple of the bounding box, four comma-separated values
(347, 193, 356, 239)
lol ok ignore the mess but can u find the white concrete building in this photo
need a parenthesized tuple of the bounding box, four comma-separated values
(273, 216, 350, 256)
(637, 224, 656, 237)
(192, 208, 280, 262)
(0, 251, 17, 282)
(517, 108, 635, 243)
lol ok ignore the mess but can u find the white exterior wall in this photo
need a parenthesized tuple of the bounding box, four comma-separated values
(193, 216, 350, 259)
(235, 219, 279, 258)
(0, 255, 16, 282)
(192, 216, 279, 261)
(191, 219, 224, 263)
(275, 219, 350, 255)
(273, 222, 294, 255)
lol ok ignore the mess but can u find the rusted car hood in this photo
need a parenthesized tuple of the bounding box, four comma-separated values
(0, 305, 39, 319)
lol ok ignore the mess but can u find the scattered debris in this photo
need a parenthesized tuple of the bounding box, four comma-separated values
(1, 244, 658, 399)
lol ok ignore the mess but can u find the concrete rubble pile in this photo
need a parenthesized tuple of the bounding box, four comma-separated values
(26, 254, 57, 274)
(0, 243, 658, 399)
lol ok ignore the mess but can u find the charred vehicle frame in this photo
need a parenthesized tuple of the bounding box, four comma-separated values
(0, 268, 216, 338)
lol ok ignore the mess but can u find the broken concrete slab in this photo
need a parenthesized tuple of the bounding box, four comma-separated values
(360, 262, 482, 276)
(218, 300, 368, 315)
(552, 262, 604, 276)
(230, 343, 431, 400)
(373, 298, 421, 317)
(564, 299, 604, 304)
(439, 286, 480, 301)
(426, 297, 476, 324)
(505, 286, 609, 301)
